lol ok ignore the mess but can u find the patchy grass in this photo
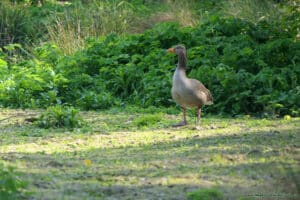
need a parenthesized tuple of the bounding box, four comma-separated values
(187, 188, 224, 200)
(0, 108, 299, 200)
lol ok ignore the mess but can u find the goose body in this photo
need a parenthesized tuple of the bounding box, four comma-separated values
(168, 45, 213, 126)
(172, 68, 212, 108)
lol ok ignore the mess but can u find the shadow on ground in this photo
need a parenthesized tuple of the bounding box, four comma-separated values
(1, 125, 299, 200)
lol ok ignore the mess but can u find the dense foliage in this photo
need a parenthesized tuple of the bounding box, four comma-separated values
(0, 12, 299, 116)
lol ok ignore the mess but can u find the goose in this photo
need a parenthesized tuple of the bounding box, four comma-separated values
(167, 45, 213, 127)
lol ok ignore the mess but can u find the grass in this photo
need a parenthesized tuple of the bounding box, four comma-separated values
(0, 108, 299, 199)
(222, 0, 282, 24)
(1, 0, 293, 54)
(46, 0, 136, 54)
(0, 1, 34, 46)
(44, 0, 208, 54)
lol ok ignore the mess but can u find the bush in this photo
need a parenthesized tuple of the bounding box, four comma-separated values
(36, 105, 84, 128)
(0, 14, 299, 117)
(0, 43, 66, 108)
(76, 91, 119, 110)
(0, 163, 27, 200)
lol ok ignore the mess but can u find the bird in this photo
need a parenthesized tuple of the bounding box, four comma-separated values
(167, 45, 213, 127)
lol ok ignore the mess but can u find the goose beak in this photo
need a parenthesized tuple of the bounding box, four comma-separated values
(167, 48, 175, 53)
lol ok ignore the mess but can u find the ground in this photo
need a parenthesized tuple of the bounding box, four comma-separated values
(0, 108, 299, 200)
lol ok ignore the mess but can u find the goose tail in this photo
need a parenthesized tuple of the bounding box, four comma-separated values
(205, 91, 214, 105)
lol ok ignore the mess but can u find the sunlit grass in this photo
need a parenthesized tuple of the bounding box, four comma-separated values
(0, 109, 299, 199)
(164, 0, 199, 27)
(222, 0, 282, 23)
(46, 0, 135, 54)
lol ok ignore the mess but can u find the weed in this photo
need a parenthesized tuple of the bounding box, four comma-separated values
(0, 163, 27, 200)
(35, 105, 84, 128)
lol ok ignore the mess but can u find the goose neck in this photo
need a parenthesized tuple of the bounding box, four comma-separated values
(177, 51, 187, 70)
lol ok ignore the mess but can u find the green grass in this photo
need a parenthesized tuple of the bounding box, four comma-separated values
(187, 188, 224, 200)
(0, 108, 299, 199)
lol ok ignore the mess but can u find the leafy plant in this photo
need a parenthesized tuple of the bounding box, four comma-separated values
(76, 91, 118, 110)
(0, 163, 27, 200)
(36, 105, 84, 128)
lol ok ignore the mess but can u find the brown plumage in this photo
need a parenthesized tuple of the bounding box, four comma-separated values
(167, 45, 213, 126)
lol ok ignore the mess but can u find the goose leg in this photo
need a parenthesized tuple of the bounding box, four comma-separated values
(172, 107, 187, 127)
(197, 107, 202, 125)
(183, 107, 187, 125)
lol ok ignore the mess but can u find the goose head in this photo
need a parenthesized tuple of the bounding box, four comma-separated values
(167, 45, 187, 69)
(167, 45, 186, 55)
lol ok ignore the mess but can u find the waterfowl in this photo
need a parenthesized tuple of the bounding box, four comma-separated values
(167, 45, 213, 127)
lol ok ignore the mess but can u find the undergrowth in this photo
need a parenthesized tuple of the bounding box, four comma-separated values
(0, 0, 299, 117)
(1, 14, 299, 117)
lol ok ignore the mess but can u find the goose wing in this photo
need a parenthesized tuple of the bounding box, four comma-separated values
(190, 79, 213, 105)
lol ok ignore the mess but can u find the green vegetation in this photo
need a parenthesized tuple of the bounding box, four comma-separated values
(0, 0, 299, 199)
(187, 188, 224, 200)
(36, 105, 84, 128)
(0, 0, 299, 117)
(132, 113, 163, 127)
(0, 163, 28, 200)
